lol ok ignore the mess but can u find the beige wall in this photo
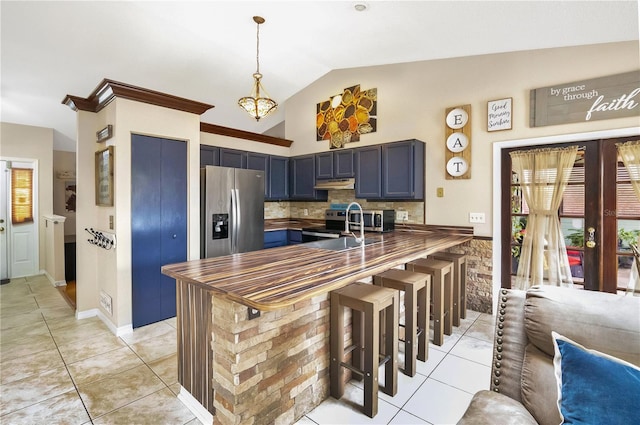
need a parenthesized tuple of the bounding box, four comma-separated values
(75, 98, 202, 330)
(53, 150, 76, 236)
(283, 41, 640, 237)
(0, 122, 54, 271)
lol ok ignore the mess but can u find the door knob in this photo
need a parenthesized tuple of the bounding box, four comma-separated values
(586, 227, 596, 248)
(0, 227, 4, 232)
(172, 234, 177, 239)
(0, 218, 4, 223)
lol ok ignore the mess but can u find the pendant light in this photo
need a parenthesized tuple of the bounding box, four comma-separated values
(238, 16, 277, 121)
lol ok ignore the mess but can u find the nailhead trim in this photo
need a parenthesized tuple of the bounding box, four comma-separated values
(493, 289, 509, 392)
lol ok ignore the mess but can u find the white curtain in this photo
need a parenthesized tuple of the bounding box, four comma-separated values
(616, 140, 640, 295)
(510, 146, 578, 290)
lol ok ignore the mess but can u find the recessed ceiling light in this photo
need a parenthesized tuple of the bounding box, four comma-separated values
(354, 3, 368, 12)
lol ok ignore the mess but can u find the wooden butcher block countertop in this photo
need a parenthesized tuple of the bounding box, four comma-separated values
(162, 229, 472, 311)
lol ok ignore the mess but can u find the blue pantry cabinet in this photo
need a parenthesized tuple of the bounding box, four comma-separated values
(131, 135, 187, 328)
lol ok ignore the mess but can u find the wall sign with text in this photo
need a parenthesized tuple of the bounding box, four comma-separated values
(444, 105, 471, 180)
(530, 70, 639, 127)
(487, 98, 512, 131)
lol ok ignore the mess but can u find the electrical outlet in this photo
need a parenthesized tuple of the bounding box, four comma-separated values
(303, 208, 309, 216)
(396, 210, 409, 221)
(99, 291, 113, 315)
(469, 212, 486, 224)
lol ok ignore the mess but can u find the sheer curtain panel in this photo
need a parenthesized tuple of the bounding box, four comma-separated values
(616, 140, 640, 295)
(510, 146, 578, 290)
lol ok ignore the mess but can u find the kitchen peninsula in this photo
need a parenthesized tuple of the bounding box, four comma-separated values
(162, 227, 472, 424)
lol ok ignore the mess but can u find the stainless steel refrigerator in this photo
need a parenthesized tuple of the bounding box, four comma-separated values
(201, 166, 265, 258)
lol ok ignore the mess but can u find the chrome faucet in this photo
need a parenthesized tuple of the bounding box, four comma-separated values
(345, 201, 365, 245)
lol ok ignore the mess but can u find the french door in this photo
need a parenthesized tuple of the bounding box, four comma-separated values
(502, 136, 640, 293)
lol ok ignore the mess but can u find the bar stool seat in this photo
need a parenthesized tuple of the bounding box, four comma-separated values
(406, 258, 454, 346)
(330, 282, 399, 418)
(429, 252, 467, 323)
(373, 269, 430, 377)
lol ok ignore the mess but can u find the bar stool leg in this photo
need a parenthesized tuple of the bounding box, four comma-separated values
(451, 266, 461, 327)
(417, 279, 430, 361)
(404, 285, 418, 377)
(444, 269, 453, 336)
(363, 303, 378, 418)
(352, 309, 364, 381)
(330, 292, 345, 399)
(383, 294, 398, 396)
(460, 260, 467, 319)
(432, 269, 445, 346)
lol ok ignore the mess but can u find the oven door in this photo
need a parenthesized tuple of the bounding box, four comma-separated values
(301, 230, 342, 242)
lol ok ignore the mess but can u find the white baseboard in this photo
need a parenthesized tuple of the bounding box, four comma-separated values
(43, 270, 66, 287)
(75, 308, 133, 337)
(178, 387, 212, 425)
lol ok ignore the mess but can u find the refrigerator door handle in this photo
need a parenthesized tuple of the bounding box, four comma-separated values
(231, 188, 237, 253)
(234, 188, 241, 251)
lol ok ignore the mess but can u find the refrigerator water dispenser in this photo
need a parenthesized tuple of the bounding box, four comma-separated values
(212, 213, 228, 239)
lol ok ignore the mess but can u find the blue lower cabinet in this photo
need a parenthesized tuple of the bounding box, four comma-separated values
(264, 230, 288, 249)
(288, 230, 302, 245)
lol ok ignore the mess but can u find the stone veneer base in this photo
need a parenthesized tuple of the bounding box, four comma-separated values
(210, 293, 332, 424)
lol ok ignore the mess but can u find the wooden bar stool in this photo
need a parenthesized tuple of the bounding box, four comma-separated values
(373, 269, 430, 377)
(330, 282, 398, 418)
(406, 258, 454, 346)
(429, 252, 467, 323)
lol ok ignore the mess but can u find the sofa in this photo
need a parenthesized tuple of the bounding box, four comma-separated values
(458, 285, 640, 425)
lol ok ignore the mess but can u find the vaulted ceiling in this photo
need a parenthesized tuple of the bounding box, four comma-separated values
(2, 1, 638, 151)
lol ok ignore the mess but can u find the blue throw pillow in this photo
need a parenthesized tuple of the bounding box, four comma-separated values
(552, 332, 640, 425)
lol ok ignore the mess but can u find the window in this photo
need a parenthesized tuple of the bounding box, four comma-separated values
(11, 167, 33, 224)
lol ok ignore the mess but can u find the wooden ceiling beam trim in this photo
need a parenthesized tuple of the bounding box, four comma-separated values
(200, 122, 293, 148)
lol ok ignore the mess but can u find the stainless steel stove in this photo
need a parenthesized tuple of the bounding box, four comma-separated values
(301, 210, 347, 242)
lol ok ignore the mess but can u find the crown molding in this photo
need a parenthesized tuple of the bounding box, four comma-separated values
(62, 78, 214, 115)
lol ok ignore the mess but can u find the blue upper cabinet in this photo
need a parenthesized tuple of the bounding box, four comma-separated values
(220, 148, 247, 168)
(290, 154, 328, 200)
(268, 155, 289, 200)
(247, 152, 269, 172)
(382, 140, 425, 199)
(247, 152, 269, 198)
(316, 150, 354, 180)
(315, 152, 334, 179)
(200, 145, 219, 167)
(334, 149, 355, 178)
(354, 145, 383, 198)
(355, 140, 425, 200)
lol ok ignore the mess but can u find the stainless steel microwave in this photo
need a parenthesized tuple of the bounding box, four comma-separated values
(349, 210, 395, 233)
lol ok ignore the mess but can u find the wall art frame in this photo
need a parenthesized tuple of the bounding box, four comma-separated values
(487, 97, 512, 132)
(95, 146, 114, 206)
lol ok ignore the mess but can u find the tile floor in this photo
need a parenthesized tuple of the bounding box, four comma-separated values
(1, 275, 493, 425)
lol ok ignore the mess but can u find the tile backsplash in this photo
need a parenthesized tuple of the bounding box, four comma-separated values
(264, 189, 424, 223)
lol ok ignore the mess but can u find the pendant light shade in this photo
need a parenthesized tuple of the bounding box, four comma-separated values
(238, 16, 277, 121)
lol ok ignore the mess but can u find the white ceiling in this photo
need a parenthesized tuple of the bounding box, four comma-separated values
(1, 1, 639, 152)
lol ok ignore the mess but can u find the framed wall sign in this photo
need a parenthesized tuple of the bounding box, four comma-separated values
(96, 125, 113, 143)
(95, 146, 114, 206)
(444, 104, 472, 180)
(487, 98, 512, 131)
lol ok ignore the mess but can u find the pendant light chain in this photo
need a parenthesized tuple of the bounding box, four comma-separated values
(237, 15, 277, 121)
(255, 19, 260, 75)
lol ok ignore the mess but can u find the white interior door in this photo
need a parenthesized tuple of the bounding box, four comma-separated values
(0, 161, 8, 282)
(2, 160, 38, 279)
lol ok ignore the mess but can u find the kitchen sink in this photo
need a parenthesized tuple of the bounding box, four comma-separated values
(303, 237, 380, 251)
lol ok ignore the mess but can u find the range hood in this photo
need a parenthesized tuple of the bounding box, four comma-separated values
(313, 178, 355, 190)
